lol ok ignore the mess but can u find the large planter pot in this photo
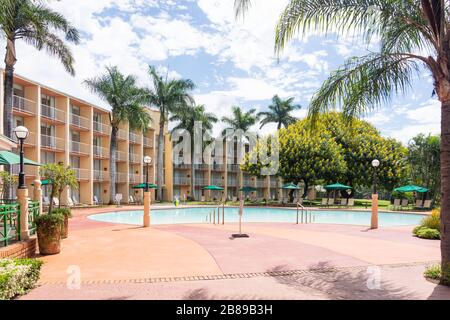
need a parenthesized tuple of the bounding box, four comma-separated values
(61, 216, 69, 239)
(36, 214, 64, 255)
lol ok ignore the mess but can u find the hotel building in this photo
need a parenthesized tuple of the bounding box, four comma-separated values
(0, 70, 314, 204)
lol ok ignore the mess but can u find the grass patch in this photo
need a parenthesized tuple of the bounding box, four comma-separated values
(424, 264, 441, 281)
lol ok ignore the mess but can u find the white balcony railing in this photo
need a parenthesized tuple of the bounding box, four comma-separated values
(70, 141, 90, 155)
(173, 177, 190, 185)
(115, 150, 127, 162)
(13, 95, 36, 115)
(143, 137, 153, 148)
(227, 179, 238, 186)
(115, 172, 128, 183)
(41, 104, 65, 122)
(212, 164, 225, 171)
(129, 132, 141, 144)
(129, 153, 140, 164)
(93, 121, 110, 135)
(70, 114, 90, 130)
(73, 168, 90, 180)
(41, 134, 65, 150)
(194, 178, 208, 185)
(211, 178, 224, 186)
(128, 173, 141, 183)
(93, 170, 110, 182)
(93, 145, 109, 158)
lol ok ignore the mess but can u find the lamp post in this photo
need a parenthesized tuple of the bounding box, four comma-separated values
(371, 159, 380, 229)
(143, 156, 152, 227)
(14, 126, 29, 189)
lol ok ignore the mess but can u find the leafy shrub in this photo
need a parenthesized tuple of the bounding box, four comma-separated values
(421, 209, 440, 231)
(424, 264, 441, 280)
(51, 208, 72, 218)
(36, 213, 64, 237)
(416, 227, 440, 240)
(0, 258, 43, 300)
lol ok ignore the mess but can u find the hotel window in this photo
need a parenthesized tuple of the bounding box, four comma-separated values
(93, 112, 102, 123)
(41, 124, 55, 137)
(94, 159, 101, 171)
(71, 104, 80, 116)
(14, 116, 24, 127)
(13, 84, 24, 97)
(70, 156, 80, 169)
(41, 94, 55, 107)
(40, 151, 56, 164)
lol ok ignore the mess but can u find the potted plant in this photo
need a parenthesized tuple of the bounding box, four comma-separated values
(51, 208, 72, 239)
(35, 213, 64, 255)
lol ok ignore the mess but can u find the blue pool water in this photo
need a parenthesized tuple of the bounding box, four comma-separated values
(88, 207, 424, 227)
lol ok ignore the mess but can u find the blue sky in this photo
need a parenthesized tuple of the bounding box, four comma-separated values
(2, 0, 440, 143)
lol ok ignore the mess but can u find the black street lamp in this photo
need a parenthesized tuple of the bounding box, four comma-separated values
(14, 126, 29, 189)
(144, 156, 152, 192)
(372, 159, 380, 194)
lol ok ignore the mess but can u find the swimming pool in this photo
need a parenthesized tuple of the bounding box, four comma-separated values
(88, 207, 425, 227)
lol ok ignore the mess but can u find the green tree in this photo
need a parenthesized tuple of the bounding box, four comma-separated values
(258, 95, 301, 129)
(236, 0, 450, 286)
(221, 106, 259, 134)
(84, 66, 151, 204)
(146, 66, 195, 201)
(40, 162, 78, 213)
(0, 170, 17, 199)
(0, 0, 79, 138)
(170, 104, 218, 200)
(408, 134, 441, 203)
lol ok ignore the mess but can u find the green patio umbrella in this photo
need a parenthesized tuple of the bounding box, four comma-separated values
(394, 185, 429, 193)
(325, 183, 352, 190)
(31, 179, 51, 186)
(203, 185, 225, 191)
(132, 183, 158, 189)
(0, 151, 40, 166)
(281, 183, 300, 190)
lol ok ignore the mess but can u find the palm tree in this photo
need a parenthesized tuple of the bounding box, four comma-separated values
(146, 66, 195, 201)
(258, 95, 301, 129)
(221, 106, 259, 133)
(171, 104, 218, 200)
(0, 0, 79, 138)
(236, 0, 450, 285)
(84, 66, 151, 204)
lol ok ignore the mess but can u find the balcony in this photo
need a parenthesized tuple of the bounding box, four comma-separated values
(117, 129, 127, 141)
(93, 121, 110, 136)
(70, 141, 90, 156)
(270, 179, 279, 187)
(128, 173, 141, 183)
(143, 137, 153, 148)
(256, 180, 266, 188)
(115, 172, 128, 183)
(211, 178, 224, 186)
(227, 179, 238, 187)
(212, 164, 225, 171)
(10, 165, 37, 176)
(41, 134, 65, 151)
(129, 132, 141, 145)
(227, 164, 239, 172)
(93, 145, 109, 159)
(194, 164, 209, 170)
(129, 153, 140, 164)
(173, 177, 190, 185)
(93, 170, 110, 182)
(70, 114, 90, 130)
(12, 95, 36, 116)
(73, 168, 90, 181)
(41, 104, 65, 123)
(175, 164, 191, 170)
(115, 150, 127, 162)
(194, 178, 208, 185)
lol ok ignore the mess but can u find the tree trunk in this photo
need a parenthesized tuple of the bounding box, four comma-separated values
(3, 39, 16, 139)
(441, 100, 450, 285)
(156, 120, 165, 201)
(302, 180, 309, 199)
(109, 126, 118, 205)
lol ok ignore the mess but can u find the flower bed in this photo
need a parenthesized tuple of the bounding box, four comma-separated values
(0, 258, 43, 300)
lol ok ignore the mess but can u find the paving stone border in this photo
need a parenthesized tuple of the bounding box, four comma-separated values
(38, 260, 439, 286)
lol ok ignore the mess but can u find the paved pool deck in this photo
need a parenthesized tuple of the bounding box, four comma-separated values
(22, 205, 450, 300)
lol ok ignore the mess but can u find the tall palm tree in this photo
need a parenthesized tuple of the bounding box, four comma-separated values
(84, 66, 151, 204)
(221, 106, 259, 133)
(236, 0, 450, 285)
(0, 0, 79, 138)
(258, 95, 301, 129)
(171, 104, 218, 200)
(146, 66, 195, 201)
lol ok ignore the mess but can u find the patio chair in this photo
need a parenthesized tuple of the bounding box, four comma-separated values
(297, 198, 304, 206)
(393, 199, 401, 210)
(42, 196, 50, 207)
(52, 197, 59, 207)
(135, 195, 143, 205)
(340, 198, 348, 206)
(293, 197, 298, 204)
(93, 195, 101, 206)
(72, 196, 81, 206)
(401, 199, 409, 209)
(67, 196, 74, 207)
(201, 196, 206, 202)
(414, 200, 423, 209)
(422, 200, 432, 209)
(328, 198, 335, 206)
(232, 196, 237, 202)
(321, 198, 328, 206)
(129, 195, 135, 205)
(347, 198, 355, 207)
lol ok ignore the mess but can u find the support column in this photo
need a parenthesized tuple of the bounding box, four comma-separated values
(143, 191, 151, 227)
(17, 188, 29, 240)
(371, 193, 379, 229)
(33, 180, 42, 216)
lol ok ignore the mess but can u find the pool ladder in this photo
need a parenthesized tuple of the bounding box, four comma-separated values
(297, 203, 315, 224)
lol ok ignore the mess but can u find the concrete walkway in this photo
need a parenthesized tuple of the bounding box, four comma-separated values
(23, 206, 450, 300)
